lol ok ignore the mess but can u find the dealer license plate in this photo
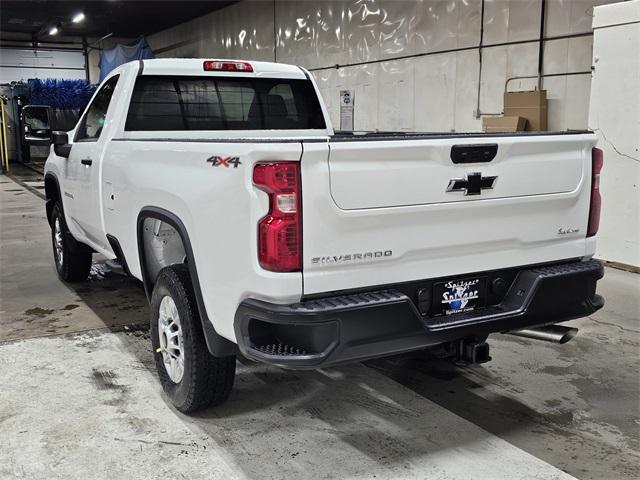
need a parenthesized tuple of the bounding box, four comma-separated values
(433, 277, 486, 316)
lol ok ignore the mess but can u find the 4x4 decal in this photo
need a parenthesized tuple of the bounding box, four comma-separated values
(207, 156, 242, 168)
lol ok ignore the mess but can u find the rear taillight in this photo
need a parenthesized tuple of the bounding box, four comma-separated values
(203, 60, 253, 72)
(587, 147, 604, 237)
(253, 162, 302, 272)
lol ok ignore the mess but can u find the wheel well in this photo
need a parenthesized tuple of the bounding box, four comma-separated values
(137, 208, 238, 357)
(140, 217, 187, 291)
(44, 175, 60, 225)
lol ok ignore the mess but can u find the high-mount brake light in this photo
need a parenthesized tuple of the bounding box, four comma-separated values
(587, 147, 604, 237)
(253, 162, 302, 272)
(203, 60, 253, 72)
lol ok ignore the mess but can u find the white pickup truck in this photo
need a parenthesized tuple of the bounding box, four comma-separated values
(44, 59, 604, 412)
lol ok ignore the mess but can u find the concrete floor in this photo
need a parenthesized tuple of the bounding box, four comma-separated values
(1, 169, 639, 479)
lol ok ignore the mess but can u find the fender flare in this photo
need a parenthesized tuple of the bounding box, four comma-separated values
(44, 172, 89, 253)
(44, 172, 63, 226)
(137, 206, 238, 357)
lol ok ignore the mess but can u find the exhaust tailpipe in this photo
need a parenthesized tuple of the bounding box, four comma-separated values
(507, 325, 578, 344)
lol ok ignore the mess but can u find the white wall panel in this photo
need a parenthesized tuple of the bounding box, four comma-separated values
(546, 0, 574, 36)
(483, 0, 541, 44)
(483, 0, 510, 44)
(378, 59, 415, 130)
(413, 0, 457, 52)
(567, 35, 593, 71)
(276, 1, 346, 69)
(411, 0, 479, 53)
(454, 50, 482, 132)
(480, 42, 541, 114)
(480, 46, 508, 114)
(563, 74, 591, 129)
(543, 36, 592, 74)
(543, 38, 570, 74)
(542, 75, 567, 131)
(456, 0, 483, 48)
(351, 65, 380, 131)
(541, 36, 593, 131)
(506, 42, 539, 78)
(507, 0, 542, 41)
(413, 53, 456, 131)
(346, 0, 412, 61)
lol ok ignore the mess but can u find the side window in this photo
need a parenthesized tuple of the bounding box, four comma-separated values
(75, 75, 119, 141)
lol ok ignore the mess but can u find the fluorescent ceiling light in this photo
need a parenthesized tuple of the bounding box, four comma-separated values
(72, 12, 85, 23)
(49, 26, 59, 35)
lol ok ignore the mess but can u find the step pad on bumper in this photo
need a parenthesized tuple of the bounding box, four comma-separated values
(288, 290, 407, 313)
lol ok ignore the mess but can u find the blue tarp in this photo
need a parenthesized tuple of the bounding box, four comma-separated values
(99, 36, 154, 81)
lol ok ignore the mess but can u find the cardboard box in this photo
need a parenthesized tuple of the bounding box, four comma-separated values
(482, 115, 527, 133)
(503, 90, 547, 131)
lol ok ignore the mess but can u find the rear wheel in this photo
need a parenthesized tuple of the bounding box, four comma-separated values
(50, 202, 92, 282)
(150, 264, 236, 413)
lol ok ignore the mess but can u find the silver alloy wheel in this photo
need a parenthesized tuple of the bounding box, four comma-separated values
(158, 295, 184, 383)
(54, 217, 64, 268)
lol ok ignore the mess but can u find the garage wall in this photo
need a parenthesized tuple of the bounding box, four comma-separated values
(147, 0, 618, 132)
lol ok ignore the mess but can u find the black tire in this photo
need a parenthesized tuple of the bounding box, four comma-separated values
(150, 264, 236, 413)
(50, 201, 92, 282)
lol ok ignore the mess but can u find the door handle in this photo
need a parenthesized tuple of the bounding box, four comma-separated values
(81, 158, 93, 166)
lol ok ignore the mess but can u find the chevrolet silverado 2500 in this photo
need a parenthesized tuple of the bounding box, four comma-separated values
(44, 59, 604, 412)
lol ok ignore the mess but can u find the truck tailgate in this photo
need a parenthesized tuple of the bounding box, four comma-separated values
(329, 136, 583, 209)
(301, 133, 597, 295)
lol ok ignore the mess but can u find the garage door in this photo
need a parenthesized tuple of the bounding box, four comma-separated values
(0, 48, 85, 83)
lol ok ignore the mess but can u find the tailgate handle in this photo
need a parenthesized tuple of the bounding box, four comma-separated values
(450, 144, 498, 164)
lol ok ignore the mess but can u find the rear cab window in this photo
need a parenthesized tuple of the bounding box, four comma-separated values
(125, 76, 326, 131)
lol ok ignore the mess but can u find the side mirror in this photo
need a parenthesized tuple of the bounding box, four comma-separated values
(21, 105, 53, 146)
(52, 131, 72, 158)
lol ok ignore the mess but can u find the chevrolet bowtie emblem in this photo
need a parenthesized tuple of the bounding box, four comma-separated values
(446, 172, 497, 196)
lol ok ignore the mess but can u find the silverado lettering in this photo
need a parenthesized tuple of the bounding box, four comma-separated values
(312, 250, 393, 264)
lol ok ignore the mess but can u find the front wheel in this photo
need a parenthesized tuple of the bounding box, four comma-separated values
(50, 201, 92, 282)
(150, 264, 236, 413)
